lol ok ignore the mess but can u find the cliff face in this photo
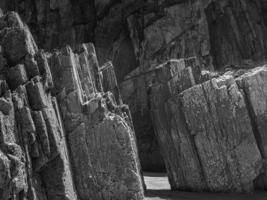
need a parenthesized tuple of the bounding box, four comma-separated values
(148, 58, 267, 192)
(1, 0, 267, 71)
(1, 0, 267, 177)
(0, 12, 144, 200)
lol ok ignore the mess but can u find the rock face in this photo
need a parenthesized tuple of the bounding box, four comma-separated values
(149, 57, 267, 192)
(120, 67, 166, 172)
(3, 0, 267, 173)
(237, 67, 267, 189)
(5, 0, 266, 71)
(0, 12, 144, 200)
(48, 44, 144, 200)
(0, 1, 266, 196)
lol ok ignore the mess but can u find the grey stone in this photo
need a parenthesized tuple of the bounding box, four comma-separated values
(2, 27, 37, 65)
(6, 64, 28, 90)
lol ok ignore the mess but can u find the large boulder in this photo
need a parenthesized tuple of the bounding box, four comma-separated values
(149, 58, 267, 192)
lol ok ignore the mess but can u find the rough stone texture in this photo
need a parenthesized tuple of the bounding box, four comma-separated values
(0, 13, 78, 200)
(180, 77, 262, 192)
(100, 61, 122, 104)
(2, 0, 267, 190)
(164, 95, 206, 191)
(0, 12, 144, 200)
(237, 66, 267, 189)
(3, 0, 267, 173)
(148, 58, 205, 191)
(148, 57, 267, 192)
(48, 44, 144, 200)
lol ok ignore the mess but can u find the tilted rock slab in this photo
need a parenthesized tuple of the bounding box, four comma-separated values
(48, 44, 144, 200)
(149, 58, 204, 191)
(180, 76, 262, 192)
(0, 12, 78, 200)
(150, 59, 267, 192)
(237, 67, 267, 189)
(0, 11, 144, 200)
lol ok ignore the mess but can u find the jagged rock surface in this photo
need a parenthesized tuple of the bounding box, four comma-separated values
(2, 0, 267, 182)
(0, 0, 267, 191)
(48, 44, 144, 200)
(4, 0, 267, 173)
(149, 57, 267, 192)
(0, 12, 144, 200)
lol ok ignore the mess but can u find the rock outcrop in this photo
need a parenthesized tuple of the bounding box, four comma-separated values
(48, 44, 144, 200)
(0, 11, 144, 200)
(0, 0, 267, 194)
(3, 0, 267, 173)
(148, 57, 267, 192)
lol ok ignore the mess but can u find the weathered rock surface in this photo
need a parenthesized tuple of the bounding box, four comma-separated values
(48, 44, 144, 200)
(148, 57, 267, 192)
(237, 67, 267, 189)
(181, 77, 261, 192)
(3, 0, 267, 173)
(0, 12, 144, 200)
(0, 0, 267, 194)
(148, 58, 205, 191)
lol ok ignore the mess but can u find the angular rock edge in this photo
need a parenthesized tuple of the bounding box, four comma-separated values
(0, 11, 144, 200)
(149, 58, 267, 192)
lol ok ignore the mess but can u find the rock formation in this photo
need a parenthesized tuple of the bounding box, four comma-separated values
(4, 0, 267, 173)
(0, 11, 144, 200)
(148, 57, 267, 192)
(1, 1, 267, 194)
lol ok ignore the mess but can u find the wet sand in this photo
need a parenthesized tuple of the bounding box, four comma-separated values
(144, 173, 267, 200)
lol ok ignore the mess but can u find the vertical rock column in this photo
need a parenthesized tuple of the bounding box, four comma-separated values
(0, 11, 78, 200)
(237, 66, 267, 189)
(100, 61, 122, 105)
(150, 57, 265, 192)
(48, 44, 144, 200)
(180, 75, 262, 192)
(149, 58, 200, 190)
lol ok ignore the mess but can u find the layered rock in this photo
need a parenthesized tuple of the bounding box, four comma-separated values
(149, 58, 267, 192)
(2, 0, 267, 178)
(0, 12, 77, 200)
(48, 44, 144, 200)
(148, 58, 206, 190)
(237, 67, 267, 189)
(3, 0, 267, 173)
(0, 11, 144, 200)
(180, 77, 262, 192)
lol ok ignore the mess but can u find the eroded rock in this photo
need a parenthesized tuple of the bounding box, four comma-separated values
(149, 58, 267, 192)
(48, 45, 144, 200)
(0, 11, 143, 200)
